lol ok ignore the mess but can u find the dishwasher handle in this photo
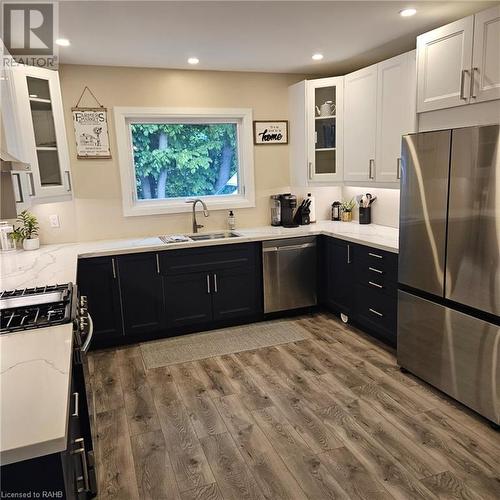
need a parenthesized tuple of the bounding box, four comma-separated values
(262, 242, 316, 253)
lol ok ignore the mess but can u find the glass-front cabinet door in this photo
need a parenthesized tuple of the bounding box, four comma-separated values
(307, 77, 343, 182)
(13, 65, 72, 201)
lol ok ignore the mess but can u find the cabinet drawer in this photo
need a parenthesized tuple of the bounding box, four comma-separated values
(356, 263, 397, 295)
(356, 284, 397, 332)
(159, 243, 258, 276)
(357, 246, 398, 274)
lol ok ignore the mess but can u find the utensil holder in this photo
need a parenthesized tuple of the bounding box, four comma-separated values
(359, 207, 371, 224)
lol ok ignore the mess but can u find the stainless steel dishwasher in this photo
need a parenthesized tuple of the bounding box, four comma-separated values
(262, 236, 317, 313)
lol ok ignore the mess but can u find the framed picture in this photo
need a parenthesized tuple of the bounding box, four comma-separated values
(72, 107, 112, 159)
(253, 120, 288, 145)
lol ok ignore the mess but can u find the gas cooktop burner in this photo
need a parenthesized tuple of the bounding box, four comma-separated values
(0, 284, 74, 334)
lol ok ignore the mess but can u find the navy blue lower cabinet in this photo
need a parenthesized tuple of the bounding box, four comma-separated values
(211, 265, 260, 321)
(77, 256, 124, 341)
(116, 252, 166, 335)
(164, 272, 213, 329)
(77, 242, 263, 347)
(323, 236, 398, 347)
(324, 237, 356, 316)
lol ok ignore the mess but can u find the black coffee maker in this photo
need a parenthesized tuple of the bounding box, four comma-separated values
(280, 194, 299, 228)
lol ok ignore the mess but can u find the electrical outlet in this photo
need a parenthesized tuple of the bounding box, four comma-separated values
(49, 214, 60, 228)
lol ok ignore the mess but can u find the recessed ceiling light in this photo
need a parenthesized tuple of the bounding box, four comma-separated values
(187, 57, 199, 65)
(55, 38, 70, 46)
(312, 53, 324, 61)
(400, 8, 417, 17)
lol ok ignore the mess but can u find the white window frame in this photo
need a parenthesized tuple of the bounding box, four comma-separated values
(114, 106, 255, 217)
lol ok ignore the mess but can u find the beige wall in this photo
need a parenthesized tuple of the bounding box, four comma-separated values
(33, 65, 308, 243)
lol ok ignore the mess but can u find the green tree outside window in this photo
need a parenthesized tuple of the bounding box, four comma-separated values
(131, 123, 239, 200)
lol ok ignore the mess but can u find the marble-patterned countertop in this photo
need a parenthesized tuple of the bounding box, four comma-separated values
(1, 221, 398, 291)
(0, 220, 398, 464)
(0, 323, 73, 465)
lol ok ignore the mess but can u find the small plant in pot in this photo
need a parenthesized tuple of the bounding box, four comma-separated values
(15, 210, 40, 251)
(341, 199, 355, 222)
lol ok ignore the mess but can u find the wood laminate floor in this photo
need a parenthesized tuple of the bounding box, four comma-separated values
(86, 312, 500, 500)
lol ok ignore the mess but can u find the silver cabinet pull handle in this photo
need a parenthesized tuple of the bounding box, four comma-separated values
(347, 244, 351, 264)
(369, 159, 375, 179)
(369, 308, 384, 317)
(72, 438, 90, 492)
(27, 172, 36, 196)
(368, 252, 382, 259)
(308, 161, 313, 180)
(397, 157, 402, 179)
(470, 67, 478, 98)
(368, 281, 383, 289)
(155, 254, 160, 274)
(369, 267, 383, 274)
(206, 274, 211, 294)
(72, 392, 79, 417)
(213, 273, 218, 293)
(459, 69, 469, 100)
(11, 173, 24, 203)
(65, 171, 72, 191)
(111, 258, 117, 279)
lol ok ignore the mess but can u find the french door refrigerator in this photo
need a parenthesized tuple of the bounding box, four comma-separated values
(398, 124, 499, 426)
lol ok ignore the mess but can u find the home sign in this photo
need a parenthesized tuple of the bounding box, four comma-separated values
(253, 120, 288, 145)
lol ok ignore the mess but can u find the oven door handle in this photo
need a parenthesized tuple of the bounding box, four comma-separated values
(81, 314, 94, 353)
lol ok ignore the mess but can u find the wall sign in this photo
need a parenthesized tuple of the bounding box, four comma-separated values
(72, 86, 112, 159)
(253, 120, 288, 145)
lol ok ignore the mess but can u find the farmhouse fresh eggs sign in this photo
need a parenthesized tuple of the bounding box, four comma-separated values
(72, 107, 112, 159)
(253, 121, 288, 145)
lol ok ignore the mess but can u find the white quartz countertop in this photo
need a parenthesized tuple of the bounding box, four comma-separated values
(0, 323, 73, 465)
(1, 221, 398, 291)
(0, 221, 397, 464)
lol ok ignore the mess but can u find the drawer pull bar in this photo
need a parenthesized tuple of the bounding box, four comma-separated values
(368, 281, 383, 289)
(206, 274, 211, 294)
(369, 308, 384, 317)
(368, 267, 383, 274)
(72, 392, 79, 417)
(368, 252, 383, 259)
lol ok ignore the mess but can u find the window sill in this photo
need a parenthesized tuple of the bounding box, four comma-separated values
(122, 194, 255, 217)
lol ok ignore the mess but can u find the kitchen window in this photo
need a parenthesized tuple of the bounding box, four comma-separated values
(115, 107, 255, 216)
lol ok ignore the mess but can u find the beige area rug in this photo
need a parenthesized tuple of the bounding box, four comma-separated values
(140, 319, 311, 369)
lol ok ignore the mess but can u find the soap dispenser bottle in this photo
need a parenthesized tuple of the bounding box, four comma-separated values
(228, 210, 236, 230)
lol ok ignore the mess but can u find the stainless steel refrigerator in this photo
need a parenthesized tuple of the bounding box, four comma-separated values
(398, 124, 500, 426)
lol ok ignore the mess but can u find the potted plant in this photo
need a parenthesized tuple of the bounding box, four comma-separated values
(341, 199, 355, 222)
(15, 210, 40, 250)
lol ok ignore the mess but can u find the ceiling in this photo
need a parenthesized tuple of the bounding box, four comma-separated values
(58, 1, 496, 75)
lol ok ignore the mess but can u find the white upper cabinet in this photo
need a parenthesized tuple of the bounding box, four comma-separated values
(343, 65, 378, 183)
(12, 65, 72, 203)
(416, 16, 473, 112)
(417, 6, 500, 112)
(0, 52, 27, 164)
(376, 51, 416, 183)
(471, 5, 500, 102)
(343, 51, 416, 185)
(289, 76, 343, 186)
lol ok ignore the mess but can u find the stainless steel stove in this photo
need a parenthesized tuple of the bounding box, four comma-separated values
(0, 284, 76, 333)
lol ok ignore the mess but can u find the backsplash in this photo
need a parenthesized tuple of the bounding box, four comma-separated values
(342, 187, 400, 228)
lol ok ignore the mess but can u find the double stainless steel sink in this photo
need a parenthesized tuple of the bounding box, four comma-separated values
(159, 231, 241, 244)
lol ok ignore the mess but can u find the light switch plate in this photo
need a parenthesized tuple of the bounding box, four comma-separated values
(49, 214, 60, 228)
